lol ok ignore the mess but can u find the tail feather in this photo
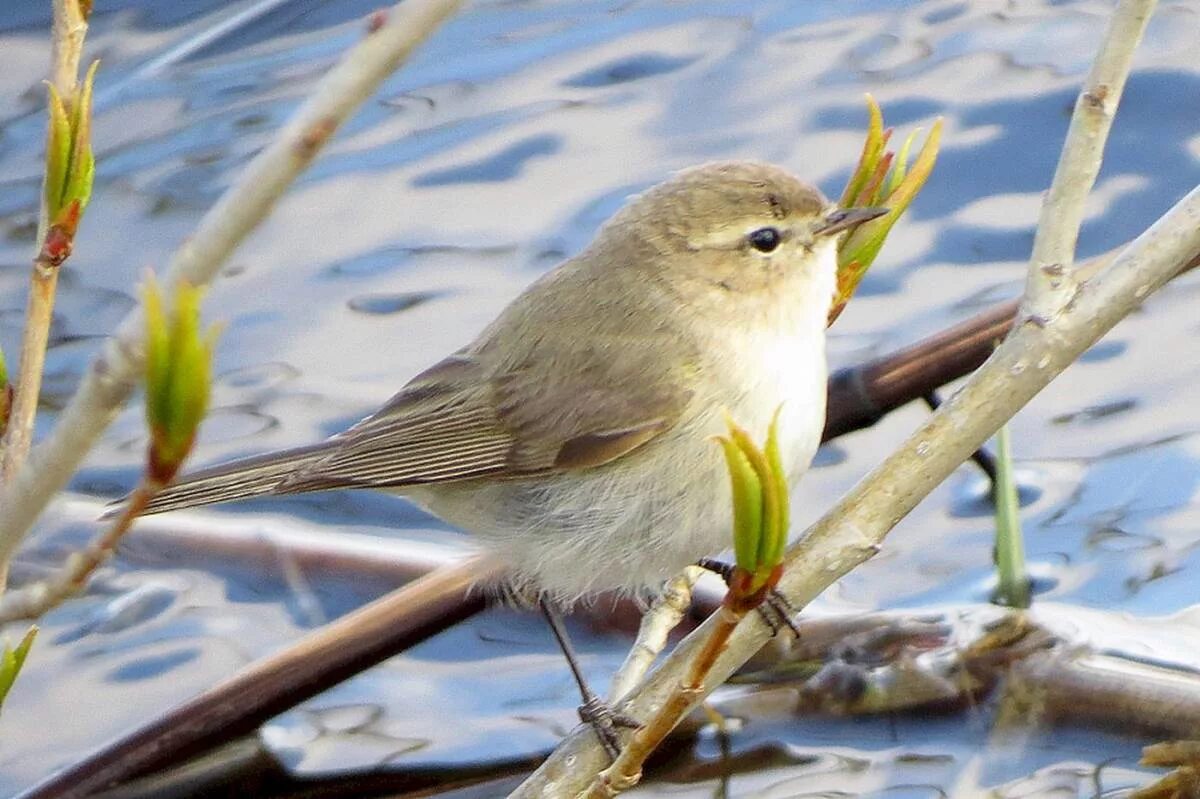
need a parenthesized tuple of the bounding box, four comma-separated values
(127, 443, 335, 517)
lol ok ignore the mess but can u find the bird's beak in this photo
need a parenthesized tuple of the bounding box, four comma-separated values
(815, 207, 889, 237)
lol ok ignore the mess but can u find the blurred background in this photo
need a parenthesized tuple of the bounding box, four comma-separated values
(1, 0, 1199, 795)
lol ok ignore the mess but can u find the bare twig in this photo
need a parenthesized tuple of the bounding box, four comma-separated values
(589, 601, 749, 797)
(0, 0, 464, 578)
(1006, 649, 1200, 741)
(17, 553, 500, 799)
(513, 181, 1200, 797)
(609, 566, 702, 702)
(1023, 0, 1155, 319)
(48, 0, 88, 105)
(1, 0, 91, 497)
(0, 479, 160, 623)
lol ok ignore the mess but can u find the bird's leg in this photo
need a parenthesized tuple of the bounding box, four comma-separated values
(696, 558, 803, 639)
(539, 599, 640, 760)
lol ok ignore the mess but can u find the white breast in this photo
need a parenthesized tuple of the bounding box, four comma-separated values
(411, 247, 837, 604)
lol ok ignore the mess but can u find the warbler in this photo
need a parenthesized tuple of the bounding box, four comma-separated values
(129, 161, 883, 755)
(138, 161, 880, 603)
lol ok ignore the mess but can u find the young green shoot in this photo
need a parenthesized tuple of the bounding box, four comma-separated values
(993, 424, 1030, 609)
(716, 409, 790, 611)
(587, 410, 793, 797)
(0, 278, 217, 624)
(830, 94, 943, 326)
(0, 626, 37, 713)
(143, 275, 218, 482)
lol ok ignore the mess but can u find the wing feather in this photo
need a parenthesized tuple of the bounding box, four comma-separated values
(135, 335, 694, 515)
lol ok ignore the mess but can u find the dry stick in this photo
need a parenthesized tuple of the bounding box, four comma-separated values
(1, 0, 91, 549)
(30, 248, 1200, 799)
(36, 244, 1200, 799)
(589, 604, 745, 797)
(513, 188, 1200, 799)
(0, 0, 465, 580)
(609, 566, 702, 702)
(512, 14, 1184, 793)
(17, 554, 502, 799)
(1009, 650, 1200, 741)
(1023, 0, 1156, 319)
(0, 478, 161, 623)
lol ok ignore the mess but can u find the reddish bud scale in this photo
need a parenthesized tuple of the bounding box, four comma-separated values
(41, 201, 83, 266)
(296, 117, 338, 161)
(366, 9, 387, 33)
(722, 563, 783, 614)
(0, 383, 12, 437)
(146, 434, 189, 485)
(40, 226, 74, 267)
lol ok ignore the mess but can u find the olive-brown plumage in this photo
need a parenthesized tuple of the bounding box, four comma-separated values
(135, 162, 867, 602)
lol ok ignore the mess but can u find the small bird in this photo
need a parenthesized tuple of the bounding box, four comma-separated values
(132, 161, 881, 751)
(139, 160, 877, 601)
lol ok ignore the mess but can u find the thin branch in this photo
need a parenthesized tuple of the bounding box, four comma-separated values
(48, 0, 88, 111)
(510, 183, 1200, 797)
(17, 554, 501, 799)
(588, 604, 743, 797)
(0, 0, 464, 575)
(0, 478, 159, 623)
(1, 0, 91, 492)
(609, 566, 702, 702)
(1023, 0, 1155, 319)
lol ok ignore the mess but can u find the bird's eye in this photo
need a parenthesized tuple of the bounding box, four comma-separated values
(747, 227, 782, 253)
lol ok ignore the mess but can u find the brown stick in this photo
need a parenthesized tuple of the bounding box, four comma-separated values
(28, 245, 1200, 799)
(824, 299, 1017, 440)
(0, 478, 159, 623)
(18, 554, 501, 799)
(824, 248, 1200, 440)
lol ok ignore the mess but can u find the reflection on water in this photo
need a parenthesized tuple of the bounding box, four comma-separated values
(1, 0, 1200, 795)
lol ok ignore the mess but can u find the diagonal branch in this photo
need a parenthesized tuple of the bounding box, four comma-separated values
(1023, 0, 1156, 320)
(512, 1, 1191, 788)
(2, 0, 92, 484)
(0, 0, 464, 575)
(513, 182, 1200, 799)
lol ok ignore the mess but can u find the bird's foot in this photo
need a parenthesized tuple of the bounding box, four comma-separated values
(696, 558, 802, 639)
(578, 695, 641, 760)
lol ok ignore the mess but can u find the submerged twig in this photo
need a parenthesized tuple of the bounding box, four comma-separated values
(17, 554, 501, 799)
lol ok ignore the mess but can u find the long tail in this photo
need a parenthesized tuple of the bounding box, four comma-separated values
(131, 442, 335, 516)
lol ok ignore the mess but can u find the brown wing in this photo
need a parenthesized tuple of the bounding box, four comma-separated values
(138, 342, 691, 516)
(276, 343, 692, 493)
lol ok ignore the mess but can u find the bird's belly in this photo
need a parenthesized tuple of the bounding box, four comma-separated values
(406, 332, 828, 604)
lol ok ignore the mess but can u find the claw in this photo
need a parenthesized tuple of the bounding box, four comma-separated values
(698, 558, 803, 640)
(578, 696, 639, 759)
